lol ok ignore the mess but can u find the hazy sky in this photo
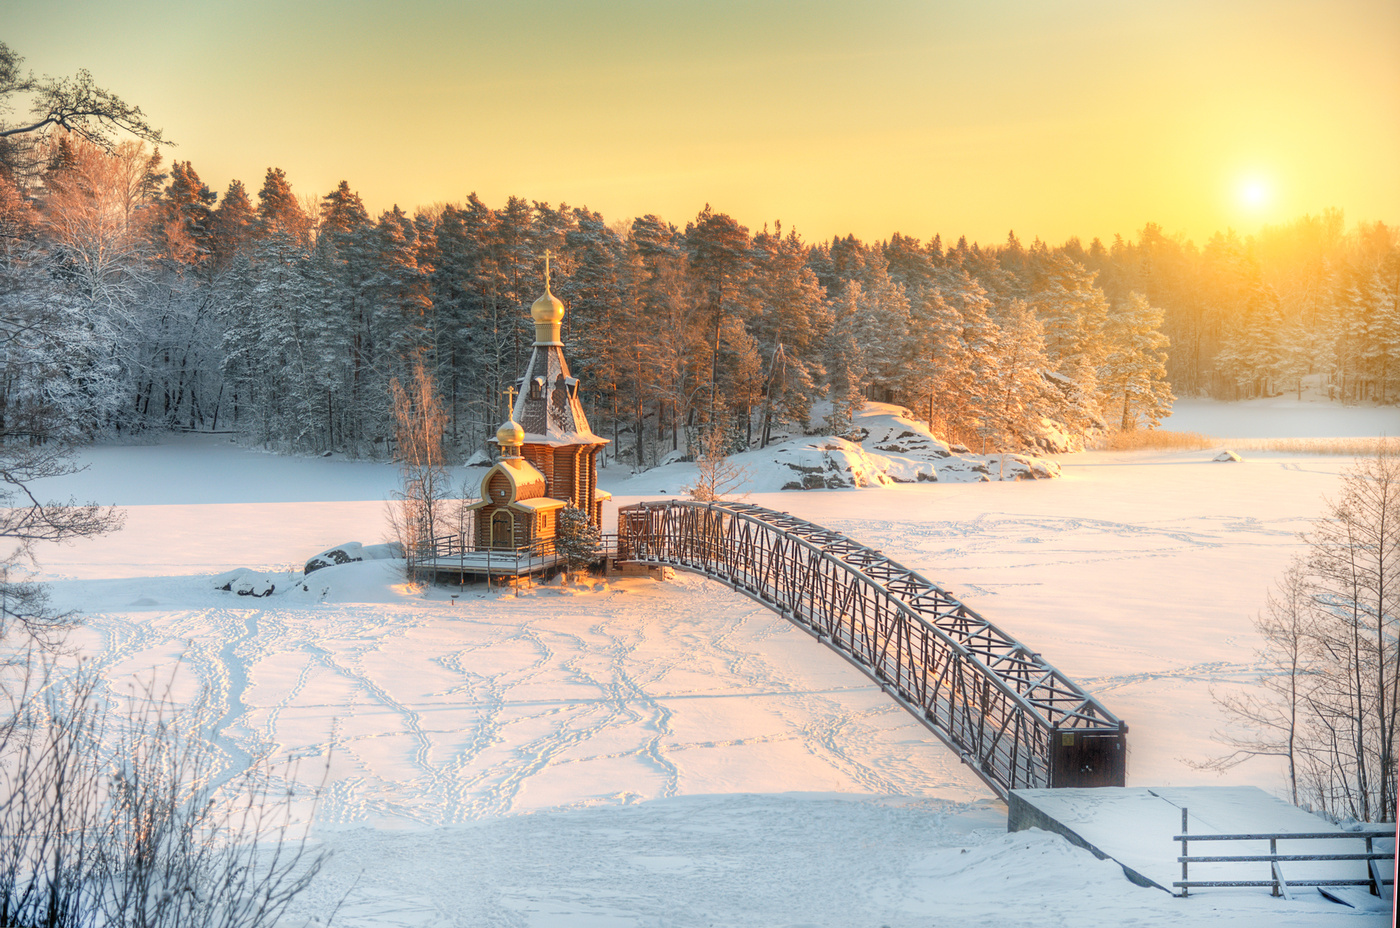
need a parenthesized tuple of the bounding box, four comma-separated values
(8, 0, 1398, 246)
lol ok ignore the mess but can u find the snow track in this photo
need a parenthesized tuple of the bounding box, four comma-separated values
(52, 572, 989, 830)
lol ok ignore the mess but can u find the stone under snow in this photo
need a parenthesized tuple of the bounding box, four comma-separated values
(756, 404, 1061, 490)
(304, 540, 404, 574)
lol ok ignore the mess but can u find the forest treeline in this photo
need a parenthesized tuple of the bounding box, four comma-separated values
(2, 138, 1397, 465)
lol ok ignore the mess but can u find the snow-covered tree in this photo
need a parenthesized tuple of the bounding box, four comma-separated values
(1099, 292, 1174, 429)
(824, 329, 866, 438)
(556, 504, 603, 577)
(845, 269, 911, 400)
(1031, 253, 1109, 417)
(747, 225, 829, 439)
(985, 298, 1055, 446)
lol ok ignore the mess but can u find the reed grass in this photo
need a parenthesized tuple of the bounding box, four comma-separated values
(1094, 430, 1216, 451)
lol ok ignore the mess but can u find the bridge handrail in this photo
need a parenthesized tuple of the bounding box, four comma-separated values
(618, 499, 1127, 797)
(620, 500, 1120, 733)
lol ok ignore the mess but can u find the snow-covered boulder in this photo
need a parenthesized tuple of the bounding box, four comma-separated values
(304, 541, 404, 575)
(853, 405, 953, 459)
(761, 405, 1060, 489)
(464, 448, 492, 467)
(772, 438, 901, 490)
(306, 542, 367, 574)
(1031, 417, 1081, 454)
(1214, 450, 1242, 462)
(212, 568, 280, 597)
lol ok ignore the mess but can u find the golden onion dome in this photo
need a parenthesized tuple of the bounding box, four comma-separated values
(530, 252, 565, 345)
(531, 288, 564, 325)
(496, 417, 524, 449)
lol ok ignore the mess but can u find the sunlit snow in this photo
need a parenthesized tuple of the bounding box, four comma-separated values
(21, 396, 1399, 927)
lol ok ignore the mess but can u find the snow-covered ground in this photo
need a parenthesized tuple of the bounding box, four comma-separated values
(20, 397, 1400, 927)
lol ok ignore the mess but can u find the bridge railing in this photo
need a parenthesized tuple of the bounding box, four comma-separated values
(617, 500, 1127, 799)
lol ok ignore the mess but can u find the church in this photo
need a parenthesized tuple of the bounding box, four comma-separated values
(464, 262, 611, 556)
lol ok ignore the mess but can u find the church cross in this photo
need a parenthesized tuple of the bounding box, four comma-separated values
(504, 385, 517, 415)
(544, 249, 552, 291)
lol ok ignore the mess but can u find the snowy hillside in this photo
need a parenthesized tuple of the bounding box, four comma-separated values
(19, 398, 1399, 927)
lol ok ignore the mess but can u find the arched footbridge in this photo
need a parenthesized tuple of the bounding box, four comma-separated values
(617, 501, 1127, 800)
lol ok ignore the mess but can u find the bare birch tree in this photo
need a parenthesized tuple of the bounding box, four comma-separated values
(1206, 449, 1399, 822)
(386, 359, 449, 574)
(1301, 448, 1399, 821)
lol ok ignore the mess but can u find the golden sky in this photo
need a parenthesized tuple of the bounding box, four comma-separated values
(8, 0, 1399, 245)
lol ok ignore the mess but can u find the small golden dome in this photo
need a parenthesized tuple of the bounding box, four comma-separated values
(496, 417, 524, 449)
(531, 288, 564, 325)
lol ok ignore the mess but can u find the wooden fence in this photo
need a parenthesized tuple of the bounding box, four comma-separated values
(1174, 807, 1395, 900)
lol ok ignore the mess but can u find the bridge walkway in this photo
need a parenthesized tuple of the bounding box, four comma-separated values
(616, 500, 1127, 800)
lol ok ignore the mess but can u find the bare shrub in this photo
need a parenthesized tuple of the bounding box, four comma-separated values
(0, 668, 325, 927)
(685, 428, 750, 502)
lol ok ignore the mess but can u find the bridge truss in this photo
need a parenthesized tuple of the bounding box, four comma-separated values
(617, 500, 1127, 800)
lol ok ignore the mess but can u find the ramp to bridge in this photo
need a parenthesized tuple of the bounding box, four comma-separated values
(1009, 786, 1389, 899)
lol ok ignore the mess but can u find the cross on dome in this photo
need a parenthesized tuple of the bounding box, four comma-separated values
(495, 385, 524, 454)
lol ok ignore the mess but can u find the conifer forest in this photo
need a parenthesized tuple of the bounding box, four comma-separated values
(2, 137, 1397, 465)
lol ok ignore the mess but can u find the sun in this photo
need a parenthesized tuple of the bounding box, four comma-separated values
(1238, 177, 1272, 210)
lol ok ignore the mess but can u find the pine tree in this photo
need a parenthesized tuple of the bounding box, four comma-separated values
(825, 328, 866, 438)
(153, 161, 215, 269)
(747, 225, 828, 438)
(627, 214, 697, 460)
(985, 298, 1054, 447)
(210, 180, 255, 270)
(254, 167, 310, 244)
(1030, 251, 1103, 414)
(882, 232, 935, 298)
(845, 265, 911, 400)
(684, 205, 752, 428)
(556, 504, 602, 577)
(1099, 292, 1174, 429)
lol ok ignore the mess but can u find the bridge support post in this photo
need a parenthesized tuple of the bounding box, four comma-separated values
(1048, 725, 1128, 788)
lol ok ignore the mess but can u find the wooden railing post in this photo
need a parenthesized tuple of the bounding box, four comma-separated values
(1180, 807, 1189, 897)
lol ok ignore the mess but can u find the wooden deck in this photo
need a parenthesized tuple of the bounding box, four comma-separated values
(416, 549, 567, 580)
(410, 535, 620, 582)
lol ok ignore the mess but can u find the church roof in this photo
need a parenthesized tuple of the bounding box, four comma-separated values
(465, 456, 548, 512)
(511, 345, 606, 445)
